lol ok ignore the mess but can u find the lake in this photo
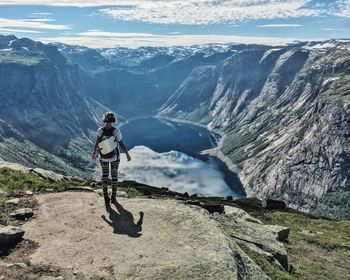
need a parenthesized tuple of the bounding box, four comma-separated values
(116, 116, 245, 198)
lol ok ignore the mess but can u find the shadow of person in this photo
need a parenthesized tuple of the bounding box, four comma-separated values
(101, 200, 144, 238)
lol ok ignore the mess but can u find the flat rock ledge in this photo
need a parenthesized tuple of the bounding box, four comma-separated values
(1, 191, 282, 280)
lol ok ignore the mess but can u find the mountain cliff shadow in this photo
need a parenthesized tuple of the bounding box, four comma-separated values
(101, 200, 144, 238)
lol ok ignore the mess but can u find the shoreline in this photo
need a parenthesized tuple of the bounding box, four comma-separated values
(154, 115, 243, 175)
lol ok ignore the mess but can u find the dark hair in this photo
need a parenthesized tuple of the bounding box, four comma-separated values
(102, 111, 117, 123)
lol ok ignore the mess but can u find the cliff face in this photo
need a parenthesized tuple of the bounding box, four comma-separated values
(0, 35, 111, 177)
(158, 41, 350, 218)
(0, 35, 99, 151)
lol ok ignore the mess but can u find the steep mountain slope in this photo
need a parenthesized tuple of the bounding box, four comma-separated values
(0, 35, 111, 178)
(51, 42, 236, 117)
(158, 40, 350, 218)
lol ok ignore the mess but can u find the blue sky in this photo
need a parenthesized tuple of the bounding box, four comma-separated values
(0, 0, 349, 48)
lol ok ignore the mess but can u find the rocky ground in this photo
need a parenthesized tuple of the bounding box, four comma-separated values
(0, 162, 349, 280)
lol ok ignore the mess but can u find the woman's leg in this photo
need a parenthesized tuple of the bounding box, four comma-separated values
(110, 159, 120, 198)
(100, 160, 110, 197)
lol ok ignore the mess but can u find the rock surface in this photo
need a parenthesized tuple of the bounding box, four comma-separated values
(0, 226, 25, 249)
(5, 198, 21, 205)
(19, 191, 269, 279)
(10, 208, 34, 220)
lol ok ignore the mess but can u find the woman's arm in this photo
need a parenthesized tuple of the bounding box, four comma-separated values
(118, 140, 131, 161)
(92, 136, 102, 159)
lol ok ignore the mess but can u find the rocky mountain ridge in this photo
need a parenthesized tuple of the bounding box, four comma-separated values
(157, 39, 350, 219)
(1, 34, 349, 218)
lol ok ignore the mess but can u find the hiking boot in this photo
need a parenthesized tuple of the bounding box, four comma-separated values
(111, 195, 117, 204)
(104, 195, 110, 204)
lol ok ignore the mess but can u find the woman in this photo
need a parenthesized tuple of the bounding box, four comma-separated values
(92, 111, 131, 204)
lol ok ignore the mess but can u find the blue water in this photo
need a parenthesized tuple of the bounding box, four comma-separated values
(118, 116, 245, 197)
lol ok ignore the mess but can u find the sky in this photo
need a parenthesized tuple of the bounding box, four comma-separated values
(0, 0, 349, 48)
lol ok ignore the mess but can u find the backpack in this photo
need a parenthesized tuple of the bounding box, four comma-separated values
(98, 126, 120, 160)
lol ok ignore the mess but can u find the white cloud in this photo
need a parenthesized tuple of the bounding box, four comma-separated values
(99, 1, 321, 25)
(37, 33, 323, 48)
(0, 27, 42, 33)
(320, 28, 344, 31)
(77, 31, 158, 37)
(30, 12, 53, 15)
(24, 18, 55, 22)
(0, 17, 71, 30)
(0, 1, 349, 24)
(115, 145, 235, 197)
(257, 24, 302, 27)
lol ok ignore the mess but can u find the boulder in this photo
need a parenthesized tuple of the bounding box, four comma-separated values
(266, 225, 290, 242)
(214, 212, 289, 271)
(31, 168, 64, 182)
(262, 199, 286, 210)
(10, 208, 34, 220)
(117, 191, 129, 198)
(224, 205, 263, 224)
(25, 190, 33, 196)
(186, 200, 225, 214)
(0, 226, 25, 249)
(5, 198, 21, 205)
(175, 195, 187, 201)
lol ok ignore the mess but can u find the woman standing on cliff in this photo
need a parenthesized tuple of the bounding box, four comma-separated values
(92, 111, 131, 204)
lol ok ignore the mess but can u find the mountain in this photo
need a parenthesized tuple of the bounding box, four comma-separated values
(157, 39, 350, 218)
(0, 35, 112, 178)
(50, 42, 236, 117)
(1, 34, 349, 218)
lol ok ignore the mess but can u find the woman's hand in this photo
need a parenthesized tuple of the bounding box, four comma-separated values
(126, 153, 131, 161)
(92, 152, 97, 160)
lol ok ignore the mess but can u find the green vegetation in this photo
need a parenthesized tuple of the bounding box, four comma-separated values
(0, 135, 93, 180)
(119, 186, 143, 197)
(0, 52, 44, 65)
(238, 203, 350, 280)
(320, 74, 350, 103)
(0, 167, 84, 225)
(221, 113, 283, 165)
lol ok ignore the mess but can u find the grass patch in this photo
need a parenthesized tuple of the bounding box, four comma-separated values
(239, 243, 294, 280)
(247, 208, 350, 280)
(119, 186, 143, 197)
(0, 167, 86, 225)
(0, 52, 44, 65)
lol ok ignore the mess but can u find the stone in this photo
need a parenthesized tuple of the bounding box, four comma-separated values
(224, 205, 263, 224)
(5, 262, 28, 269)
(261, 199, 286, 210)
(10, 208, 34, 220)
(0, 226, 25, 249)
(186, 201, 225, 214)
(25, 190, 34, 196)
(214, 213, 289, 271)
(31, 168, 64, 182)
(266, 225, 290, 242)
(5, 198, 21, 205)
(117, 190, 129, 198)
